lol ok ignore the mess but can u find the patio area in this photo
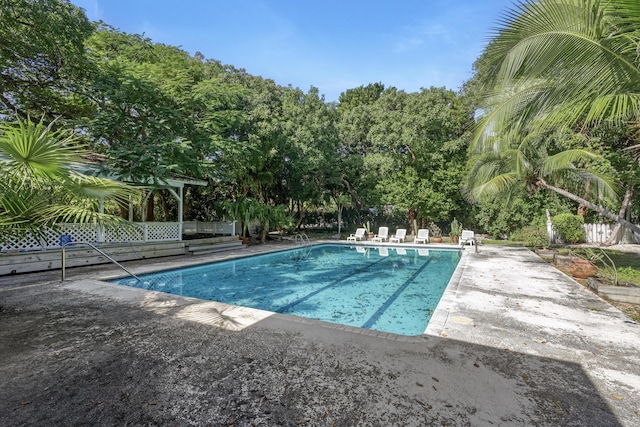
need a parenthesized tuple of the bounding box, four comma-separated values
(0, 244, 638, 426)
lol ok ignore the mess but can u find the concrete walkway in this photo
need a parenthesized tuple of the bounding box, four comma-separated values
(0, 244, 638, 426)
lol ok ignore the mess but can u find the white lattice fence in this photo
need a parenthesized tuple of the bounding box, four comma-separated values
(145, 222, 181, 241)
(102, 224, 145, 243)
(1, 228, 53, 252)
(1, 222, 181, 252)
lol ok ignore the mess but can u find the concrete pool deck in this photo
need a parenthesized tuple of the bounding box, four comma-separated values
(0, 243, 638, 426)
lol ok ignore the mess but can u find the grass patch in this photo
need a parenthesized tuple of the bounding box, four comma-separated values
(616, 266, 640, 285)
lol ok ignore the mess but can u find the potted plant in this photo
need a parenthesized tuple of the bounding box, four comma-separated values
(363, 221, 374, 240)
(429, 222, 442, 243)
(449, 218, 462, 244)
(568, 250, 599, 279)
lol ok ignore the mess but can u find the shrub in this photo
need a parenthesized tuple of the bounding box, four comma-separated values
(552, 213, 585, 244)
(510, 226, 549, 248)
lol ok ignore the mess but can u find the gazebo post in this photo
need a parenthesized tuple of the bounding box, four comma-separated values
(166, 186, 184, 240)
(97, 201, 105, 243)
(178, 186, 184, 238)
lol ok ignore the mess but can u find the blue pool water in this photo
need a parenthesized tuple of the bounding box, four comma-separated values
(112, 244, 461, 336)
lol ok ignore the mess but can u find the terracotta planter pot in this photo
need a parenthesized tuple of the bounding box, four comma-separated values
(241, 237, 250, 245)
(569, 259, 597, 279)
(451, 236, 459, 244)
(433, 237, 442, 243)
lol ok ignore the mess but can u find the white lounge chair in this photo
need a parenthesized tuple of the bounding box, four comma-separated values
(371, 227, 389, 242)
(460, 229, 476, 246)
(389, 228, 407, 243)
(347, 228, 365, 242)
(414, 228, 429, 244)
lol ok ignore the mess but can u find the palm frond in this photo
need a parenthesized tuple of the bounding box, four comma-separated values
(538, 149, 601, 176)
(0, 118, 85, 184)
(482, 0, 640, 132)
(64, 172, 141, 204)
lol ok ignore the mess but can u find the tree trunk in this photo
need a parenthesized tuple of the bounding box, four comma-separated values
(537, 179, 640, 236)
(261, 221, 268, 244)
(145, 192, 155, 222)
(603, 185, 634, 246)
(295, 200, 305, 230)
(409, 209, 415, 233)
(341, 175, 363, 223)
(158, 190, 168, 221)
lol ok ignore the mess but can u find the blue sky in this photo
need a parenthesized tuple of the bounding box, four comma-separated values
(71, 0, 515, 102)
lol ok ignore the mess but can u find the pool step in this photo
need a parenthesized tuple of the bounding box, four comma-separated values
(188, 240, 244, 255)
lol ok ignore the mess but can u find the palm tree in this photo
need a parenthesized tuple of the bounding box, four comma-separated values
(468, 0, 640, 236)
(0, 117, 138, 244)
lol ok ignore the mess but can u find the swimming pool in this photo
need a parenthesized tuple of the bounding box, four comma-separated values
(112, 244, 461, 336)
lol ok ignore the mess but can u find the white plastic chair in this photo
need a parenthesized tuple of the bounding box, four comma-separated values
(389, 228, 407, 243)
(347, 228, 365, 242)
(460, 229, 476, 246)
(414, 229, 429, 244)
(371, 227, 389, 242)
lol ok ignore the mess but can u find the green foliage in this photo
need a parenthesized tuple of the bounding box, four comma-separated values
(222, 196, 258, 238)
(253, 203, 293, 243)
(0, 116, 138, 242)
(347, 86, 474, 224)
(0, 0, 94, 121)
(0, 0, 535, 237)
(467, 0, 640, 235)
(510, 226, 549, 249)
(616, 267, 640, 286)
(552, 213, 585, 244)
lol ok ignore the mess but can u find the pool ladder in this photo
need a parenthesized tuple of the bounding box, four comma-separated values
(294, 233, 310, 245)
(61, 241, 140, 282)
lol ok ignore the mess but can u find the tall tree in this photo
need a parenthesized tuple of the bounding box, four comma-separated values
(0, 0, 94, 121)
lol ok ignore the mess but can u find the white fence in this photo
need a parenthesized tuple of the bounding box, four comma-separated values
(548, 222, 639, 244)
(1, 221, 236, 252)
(182, 221, 236, 236)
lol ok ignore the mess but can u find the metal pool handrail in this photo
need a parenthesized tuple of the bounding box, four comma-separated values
(294, 233, 310, 245)
(61, 241, 140, 282)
